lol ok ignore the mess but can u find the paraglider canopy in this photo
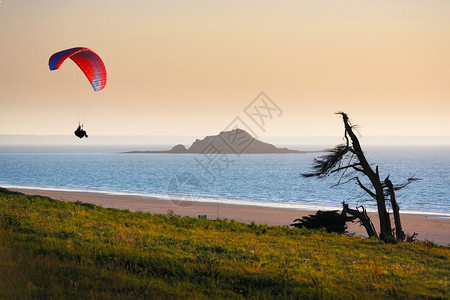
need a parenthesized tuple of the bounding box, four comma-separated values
(49, 47, 107, 91)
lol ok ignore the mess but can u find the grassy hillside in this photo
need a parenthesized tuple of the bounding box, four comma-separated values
(0, 188, 448, 299)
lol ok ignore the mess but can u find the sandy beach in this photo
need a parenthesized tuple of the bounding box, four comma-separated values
(8, 187, 450, 246)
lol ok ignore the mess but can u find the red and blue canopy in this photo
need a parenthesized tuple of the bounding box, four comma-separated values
(49, 47, 107, 91)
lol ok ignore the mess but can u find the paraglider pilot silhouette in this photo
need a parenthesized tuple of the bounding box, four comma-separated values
(49, 47, 107, 139)
(74, 124, 88, 139)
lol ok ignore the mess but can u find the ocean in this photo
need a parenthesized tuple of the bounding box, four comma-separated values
(0, 145, 449, 215)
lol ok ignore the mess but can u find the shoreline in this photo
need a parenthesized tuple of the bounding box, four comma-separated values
(3, 185, 448, 216)
(6, 187, 450, 246)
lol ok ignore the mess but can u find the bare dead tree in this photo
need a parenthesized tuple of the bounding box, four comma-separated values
(303, 112, 418, 242)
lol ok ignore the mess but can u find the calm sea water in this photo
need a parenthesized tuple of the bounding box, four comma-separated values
(0, 145, 449, 215)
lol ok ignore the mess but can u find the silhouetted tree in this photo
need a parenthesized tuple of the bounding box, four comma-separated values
(291, 210, 356, 234)
(303, 112, 418, 242)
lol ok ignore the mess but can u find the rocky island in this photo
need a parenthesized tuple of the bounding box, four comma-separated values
(126, 129, 307, 154)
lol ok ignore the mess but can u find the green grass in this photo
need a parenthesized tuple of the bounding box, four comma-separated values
(0, 188, 448, 299)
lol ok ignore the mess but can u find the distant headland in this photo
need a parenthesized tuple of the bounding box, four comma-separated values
(125, 129, 311, 154)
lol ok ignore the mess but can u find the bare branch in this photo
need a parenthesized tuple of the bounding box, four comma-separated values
(330, 163, 362, 174)
(383, 176, 421, 197)
(356, 177, 377, 199)
(353, 166, 365, 173)
(341, 202, 378, 238)
(394, 177, 421, 191)
(331, 176, 357, 187)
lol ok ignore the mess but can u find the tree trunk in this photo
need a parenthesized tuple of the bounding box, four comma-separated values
(339, 113, 393, 240)
(385, 177, 405, 241)
(342, 202, 378, 238)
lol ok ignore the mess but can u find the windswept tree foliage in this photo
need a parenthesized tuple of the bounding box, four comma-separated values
(303, 112, 419, 242)
(291, 210, 356, 234)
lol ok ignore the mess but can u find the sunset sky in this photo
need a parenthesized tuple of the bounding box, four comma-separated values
(1, 1, 449, 144)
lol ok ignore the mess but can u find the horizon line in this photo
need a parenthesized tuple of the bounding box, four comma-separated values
(1, 134, 449, 146)
(1, 134, 450, 138)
